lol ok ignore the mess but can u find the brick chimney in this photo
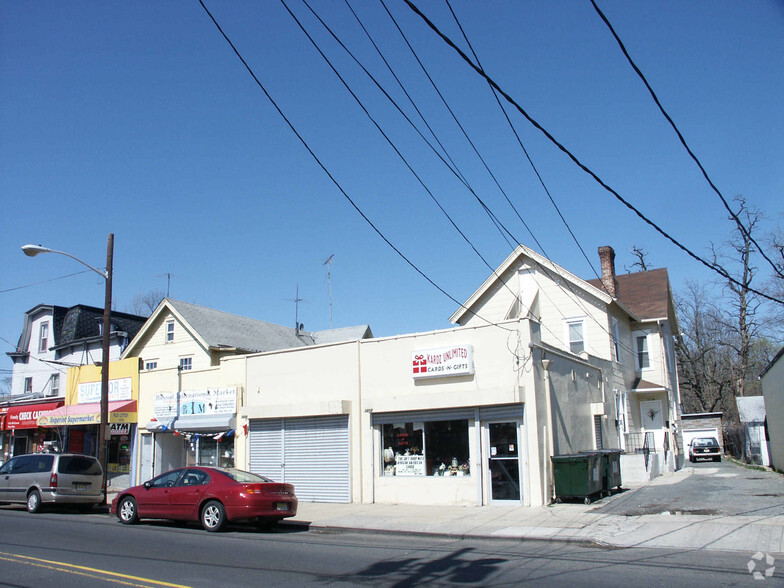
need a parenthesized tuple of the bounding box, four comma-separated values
(598, 246, 617, 297)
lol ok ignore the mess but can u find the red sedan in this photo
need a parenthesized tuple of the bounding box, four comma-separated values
(111, 467, 297, 532)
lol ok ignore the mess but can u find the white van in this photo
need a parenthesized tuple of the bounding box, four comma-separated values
(0, 453, 104, 512)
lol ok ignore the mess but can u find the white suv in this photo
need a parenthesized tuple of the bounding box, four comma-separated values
(0, 453, 104, 512)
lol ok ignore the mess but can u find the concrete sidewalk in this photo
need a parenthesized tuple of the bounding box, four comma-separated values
(105, 468, 784, 554)
(282, 470, 784, 555)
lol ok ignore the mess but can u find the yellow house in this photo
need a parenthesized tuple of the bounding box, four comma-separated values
(120, 298, 371, 485)
(37, 357, 139, 488)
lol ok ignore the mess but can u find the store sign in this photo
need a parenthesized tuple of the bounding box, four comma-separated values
(78, 377, 133, 404)
(412, 345, 474, 379)
(6, 402, 63, 430)
(110, 423, 131, 436)
(394, 454, 426, 476)
(153, 387, 237, 419)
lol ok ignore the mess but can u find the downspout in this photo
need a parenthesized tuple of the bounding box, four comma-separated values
(541, 358, 555, 503)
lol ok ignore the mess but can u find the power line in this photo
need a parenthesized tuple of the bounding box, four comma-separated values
(589, 0, 784, 283)
(197, 0, 514, 334)
(290, 0, 525, 303)
(443, 0, 602, 285)
(0, 269, 92, 294)
(403, 0, 784, 307)
(295, 0, 588, 350)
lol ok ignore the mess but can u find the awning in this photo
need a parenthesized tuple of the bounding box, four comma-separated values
(37, 400, 137, 427)
(0, 409, 7, 431)
(632, 378, 667, 393)
(146, 414, 235, 433)
(6, 401, 64, 430)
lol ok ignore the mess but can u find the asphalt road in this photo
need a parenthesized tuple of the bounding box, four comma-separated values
(0, 503, 777, 587)
(593, 459, 784, 517)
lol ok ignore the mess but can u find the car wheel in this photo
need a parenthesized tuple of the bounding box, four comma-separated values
(201, 500, 226, 532)
(117, 496, 139, 524)
(27, 490, 42, 513)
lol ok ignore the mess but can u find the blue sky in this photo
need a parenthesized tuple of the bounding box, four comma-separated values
(2, 1, 783, 373)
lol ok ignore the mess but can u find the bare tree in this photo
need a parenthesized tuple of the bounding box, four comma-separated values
(710, 196, 765, 398)
(126, 289, 166, 317)
(625, 245, 650, 273)
(675, 281, 735, 414)
(676, 197, 782, 423)
(768, 225, 784, 329)
(0, 376, 11, 399)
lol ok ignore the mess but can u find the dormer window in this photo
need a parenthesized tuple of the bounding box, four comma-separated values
(39, 322, 49, 353)
(166, 321, 175, 343)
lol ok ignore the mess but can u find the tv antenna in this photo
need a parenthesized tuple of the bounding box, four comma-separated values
(156, 272, 172, 297)
(323, 254, 334, 328)
(288, 285, 304, 334)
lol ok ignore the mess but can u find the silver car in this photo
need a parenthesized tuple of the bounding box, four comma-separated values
(0, 453, 104, 512)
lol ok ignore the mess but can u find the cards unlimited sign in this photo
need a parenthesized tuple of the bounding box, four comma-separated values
(412, 345, 474, 379)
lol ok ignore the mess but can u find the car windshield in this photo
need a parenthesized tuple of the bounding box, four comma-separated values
(218, 469, 272, 483)
(693, 438, 718, 447)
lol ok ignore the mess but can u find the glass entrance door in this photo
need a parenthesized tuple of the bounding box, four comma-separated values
(487, 421, 521, 502)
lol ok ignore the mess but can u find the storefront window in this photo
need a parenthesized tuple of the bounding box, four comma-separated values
(381, 420, 469, 476)
(185, 435, 235, 468)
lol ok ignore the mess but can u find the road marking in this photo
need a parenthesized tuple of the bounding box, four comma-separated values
(0, 551, 191, 587)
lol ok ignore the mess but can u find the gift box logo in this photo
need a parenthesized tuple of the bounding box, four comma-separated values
(412, 354, 427, 374)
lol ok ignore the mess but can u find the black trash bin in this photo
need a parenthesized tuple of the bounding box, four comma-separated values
(551, 452, 602, 504)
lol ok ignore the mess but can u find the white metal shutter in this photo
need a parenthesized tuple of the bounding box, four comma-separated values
(249, 418, 283, 482)
(283, 415, 349, 503)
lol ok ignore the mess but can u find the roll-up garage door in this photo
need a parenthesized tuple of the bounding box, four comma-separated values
(249, 415, 350, 503)
(249, 418, 283, 482)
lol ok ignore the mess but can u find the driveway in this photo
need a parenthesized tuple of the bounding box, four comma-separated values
(593, 459, 784, 517)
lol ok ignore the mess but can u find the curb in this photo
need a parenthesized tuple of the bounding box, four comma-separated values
(279, 519, 603, 547)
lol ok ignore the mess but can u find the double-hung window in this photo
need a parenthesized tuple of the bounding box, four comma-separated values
(179, 357, 192, 371)
(50, 374, 59, 397)
(39, 322, 49, 353)
(166, 321, 175, 343)
(566, 319, 585, 354)
(24, 377, 33, 394)
(611, 317, 621, 362)
(636, 333, 650, 370)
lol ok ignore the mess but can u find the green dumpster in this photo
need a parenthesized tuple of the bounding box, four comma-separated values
(551, 452, 602, 504)
(594, 449, 622, 495)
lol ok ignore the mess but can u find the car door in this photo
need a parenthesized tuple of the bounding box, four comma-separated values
(166, 469, 210, 519)
(0, 458, 18, 502)
(6, 456, 36, 502)
(135, 469, 184, 518)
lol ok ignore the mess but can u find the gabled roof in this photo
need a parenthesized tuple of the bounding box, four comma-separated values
(736, 396, 766, 424)
(167, 299, 310, 353)
(588, 268, 673, 323)
(450, 244, 639, 324)
(122, 298, 372, 358)
(760, 345, 784, 379)
(312, 325, 373, 345)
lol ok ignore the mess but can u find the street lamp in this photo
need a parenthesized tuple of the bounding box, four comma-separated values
(22, 234, 114, 502)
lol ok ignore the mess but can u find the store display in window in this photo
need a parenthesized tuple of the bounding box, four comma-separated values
(381, 420, 470, 477)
